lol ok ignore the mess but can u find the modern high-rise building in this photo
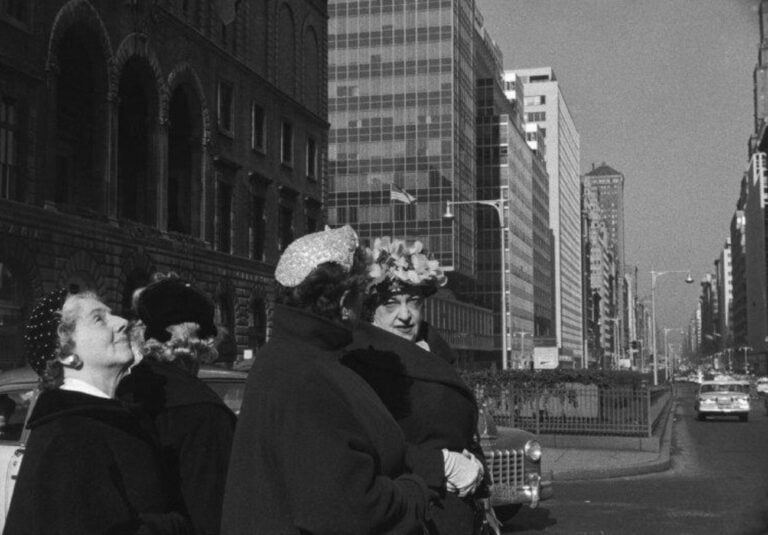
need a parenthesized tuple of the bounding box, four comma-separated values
(715, 239, 733, 342)
(583, 163, 625, 271)
(326, 0, 504, 365)
(583, 163, 626, 355)
(507, 67, 582, 365)
(525, 122, 556, 348)
(326, 0, 477, 276)
(474, 28, 534, 369)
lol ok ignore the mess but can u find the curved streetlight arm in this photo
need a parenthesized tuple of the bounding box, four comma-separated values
(444, 197, 510, 369)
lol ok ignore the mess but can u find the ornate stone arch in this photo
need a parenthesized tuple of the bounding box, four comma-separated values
(113, 33, 168, 123)
(167, 62, 212, 147)
(56, 250, 109, 299)
(47, 0, 114, 75)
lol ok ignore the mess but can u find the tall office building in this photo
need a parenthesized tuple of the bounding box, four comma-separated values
(474, 25, 534, 369)
(327, 0, 477, 277)
(507, 67, 582, 364)
(715, 239, 733, 341)
(526, 122, 556, 347)
(583, 163, 625, 271)
(583, 163, 626, 355)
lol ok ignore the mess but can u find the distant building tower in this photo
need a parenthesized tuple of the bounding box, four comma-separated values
(506, 67, 582, 366)
(715, 239, 733, 342)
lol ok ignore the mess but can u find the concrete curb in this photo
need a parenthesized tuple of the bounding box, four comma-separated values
(553, 399, 676, 481)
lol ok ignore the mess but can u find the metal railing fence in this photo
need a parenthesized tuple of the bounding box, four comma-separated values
(487, 384, 670, 438)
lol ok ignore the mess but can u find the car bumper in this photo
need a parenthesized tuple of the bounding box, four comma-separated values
(490, 472, 553, 508)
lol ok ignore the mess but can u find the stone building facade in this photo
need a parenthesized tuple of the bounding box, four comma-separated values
(0, 0, 328, 369)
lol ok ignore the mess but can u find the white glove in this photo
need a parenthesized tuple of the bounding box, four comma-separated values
(442, 449, 484, 497)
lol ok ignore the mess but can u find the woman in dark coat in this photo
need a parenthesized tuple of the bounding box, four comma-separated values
(221, 225, 432, 535)
(5, 288, 189, 535)
(118, 275, 236, 535)
(343, 237, 490, 535)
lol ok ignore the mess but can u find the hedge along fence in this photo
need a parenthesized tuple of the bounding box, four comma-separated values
(461, 369, 670, 438)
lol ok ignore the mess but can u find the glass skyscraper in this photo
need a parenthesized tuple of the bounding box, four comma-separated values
(326, 0, 478, 277)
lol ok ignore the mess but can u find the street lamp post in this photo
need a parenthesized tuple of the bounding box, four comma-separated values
(650, 269, 694, 385)
(444, 188, 509, 369)
(513, 331, 530, 369)
(663, 327, 683, 381)
(605, 317, 620, 369)
(738, 346, 752, 374)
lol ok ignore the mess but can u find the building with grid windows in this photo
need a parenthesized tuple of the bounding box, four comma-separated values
(326, 0, 508, 364)
(473, 19, 534, 369)
(506, 67, 582, 365)
(326, 0, 478, 277)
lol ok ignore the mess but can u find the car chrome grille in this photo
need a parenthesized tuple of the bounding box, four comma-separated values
(486, 449, 525, 489)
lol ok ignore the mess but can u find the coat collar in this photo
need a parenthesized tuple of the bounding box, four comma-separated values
(347, 321, 474, 400)
(272, 304, 353, 352)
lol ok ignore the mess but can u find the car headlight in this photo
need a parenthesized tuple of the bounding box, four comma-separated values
(524, 440, 542, 462)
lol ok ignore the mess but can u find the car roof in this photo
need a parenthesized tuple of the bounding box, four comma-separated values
(0, 367, 38, 391)
(699, 380, 750, 386)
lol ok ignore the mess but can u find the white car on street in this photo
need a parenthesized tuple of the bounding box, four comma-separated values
(694, 379, 751, 422)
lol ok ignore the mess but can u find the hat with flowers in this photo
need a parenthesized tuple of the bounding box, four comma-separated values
(366, 237, 447, 298)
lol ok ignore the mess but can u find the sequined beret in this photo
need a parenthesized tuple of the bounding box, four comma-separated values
(275, 225, 360, 288)
(136, 277, 217, 343)
(24, 288, 70, 376)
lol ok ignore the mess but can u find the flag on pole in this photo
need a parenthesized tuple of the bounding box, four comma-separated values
(390, 184, 416, 204)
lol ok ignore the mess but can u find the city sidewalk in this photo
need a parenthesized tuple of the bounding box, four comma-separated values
(493, 401, 675, 481)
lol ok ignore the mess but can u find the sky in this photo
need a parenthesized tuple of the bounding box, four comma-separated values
(477, 0, 760, 343)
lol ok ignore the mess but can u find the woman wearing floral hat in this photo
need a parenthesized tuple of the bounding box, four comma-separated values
(5, 288, 190, 534)
(343, 237, 491, 535)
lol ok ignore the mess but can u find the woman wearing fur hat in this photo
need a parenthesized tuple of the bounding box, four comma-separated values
(342, 237, 490, 535)
(118, 275, 236, 535)
(221, 225, 432, 535)
(5, 288, 190, 534)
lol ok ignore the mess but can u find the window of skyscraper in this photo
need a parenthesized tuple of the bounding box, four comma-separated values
(306, 137, 317, 181)
(0, 97, 18, 200)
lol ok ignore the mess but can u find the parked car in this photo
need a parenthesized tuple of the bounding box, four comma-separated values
(694, 379, 751, 422)
(0, 364, 248, 533)
(755, 377, 768, 396)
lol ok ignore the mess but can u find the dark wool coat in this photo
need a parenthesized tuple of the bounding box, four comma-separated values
(4, 389, 190, 535)
(118, 359, 237, 535)
(221, 305, 430, 535)
(343, 321, 485, 535)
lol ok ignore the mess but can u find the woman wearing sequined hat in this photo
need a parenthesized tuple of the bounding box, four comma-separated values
(221, 225, 431, 535)
(4, 288, 190, 535)
(343, 237, 490, 535)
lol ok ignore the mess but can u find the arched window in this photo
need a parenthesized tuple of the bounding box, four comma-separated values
(249, 297, 267, 349)
(54, 25, 108, 211)
(303, 27, 320, 110)
(167, 85, 203, 236)
(277, 4, 296, 96)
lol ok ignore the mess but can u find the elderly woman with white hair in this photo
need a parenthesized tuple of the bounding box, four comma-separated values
(5, 288, 190, 534)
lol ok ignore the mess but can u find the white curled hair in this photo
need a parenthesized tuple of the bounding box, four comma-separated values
(140, 322, 219, 371)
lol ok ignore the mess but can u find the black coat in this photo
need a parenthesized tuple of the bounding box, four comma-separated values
(221, 305, 430, 535)
(4, 389, 190, 535)
(119, 360, 237, 535)
(343, 322, 484, 535)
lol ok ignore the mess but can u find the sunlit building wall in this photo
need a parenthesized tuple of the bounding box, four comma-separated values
(506, 67, 582, 364)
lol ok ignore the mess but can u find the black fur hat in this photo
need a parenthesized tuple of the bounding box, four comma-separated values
(136, 277, 217, 343)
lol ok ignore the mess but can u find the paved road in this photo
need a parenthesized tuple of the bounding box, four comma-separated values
(501, 383, 768, 534)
